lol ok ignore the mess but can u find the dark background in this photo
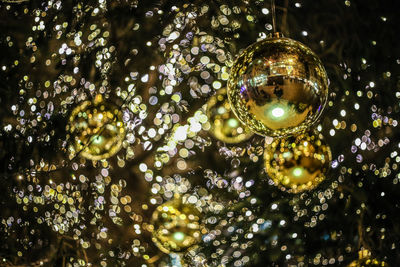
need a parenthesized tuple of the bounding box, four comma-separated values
(0, 0, 399, 266)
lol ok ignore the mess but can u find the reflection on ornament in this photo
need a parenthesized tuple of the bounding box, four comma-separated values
(151, 198, 203, 254)
(348, 249, 388, 267)
(67, 95, 126, 160)
(206, 88, 253, 144)
(228, 33, 328, 137)
(264, 133, 331, 193)
(153, 253, 184, 267)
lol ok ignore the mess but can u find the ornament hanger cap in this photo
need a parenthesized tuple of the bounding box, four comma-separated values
(358, 249, 371, 259)
(268, 32, 284, 39)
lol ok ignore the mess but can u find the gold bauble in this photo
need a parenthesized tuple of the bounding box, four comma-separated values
(67, 95, 126, 160)
(206, 88, 253, 144)
(264, 133, 331, 193)
(151, 198, 203, 254)
(348, 250, 388, 267)
(228, 33, 329, 137)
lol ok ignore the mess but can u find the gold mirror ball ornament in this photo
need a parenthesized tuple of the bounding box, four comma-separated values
(348, 249, 388, 267)
(206, 88, 253, 144)
(264, 133, 331, 193)
(67, 95, 126, 161)
(151, 198, 203, 254)
(228, 33, 329, 138)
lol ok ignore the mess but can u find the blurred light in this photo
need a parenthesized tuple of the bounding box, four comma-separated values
(173, 232, 185, 241)
(271, 107, 285, 118)
(292, 167, 303, 177)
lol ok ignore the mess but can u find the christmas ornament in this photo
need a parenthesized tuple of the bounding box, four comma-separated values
(67, 95, 126, 161)
(264, 133, 331, 193)
(206, 88, 253, 144)
(348, 249, 388, 267)
(228, 33, 329, 137)
(151, 198, 203, 254)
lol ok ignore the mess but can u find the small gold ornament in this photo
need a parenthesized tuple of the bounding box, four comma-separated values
(264, 133, 331, 193)
(67, 95, 126, 160)
(348, 249, 388, 267)
(228, 33, 329, 137)
(206, 88, 253, 144)
(151, 198, 203, 254)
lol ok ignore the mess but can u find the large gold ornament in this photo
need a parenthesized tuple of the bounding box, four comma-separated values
(151, 198, 203, 254)
(264, 133, 331, 193)
(206, 88, 253, 144)
(348, 249, 388, 267)
(228, 33, 329, 137)
(67, 95, 126, 160)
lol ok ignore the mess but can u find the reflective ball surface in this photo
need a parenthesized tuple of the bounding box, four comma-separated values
(228, 35, 329, 137)
(150, 253, 185, 267)
(264, 133, 331, 193)
(206, 88, 253, 144)
(151, 198, 203, 254)
(67, 96, 126, 160)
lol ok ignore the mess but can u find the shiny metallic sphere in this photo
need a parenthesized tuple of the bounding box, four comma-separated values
(264, 133, 332, 193)
(228, 34, 329, 137)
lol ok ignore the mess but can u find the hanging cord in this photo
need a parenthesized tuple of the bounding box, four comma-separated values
(271, 0, 277, 33)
